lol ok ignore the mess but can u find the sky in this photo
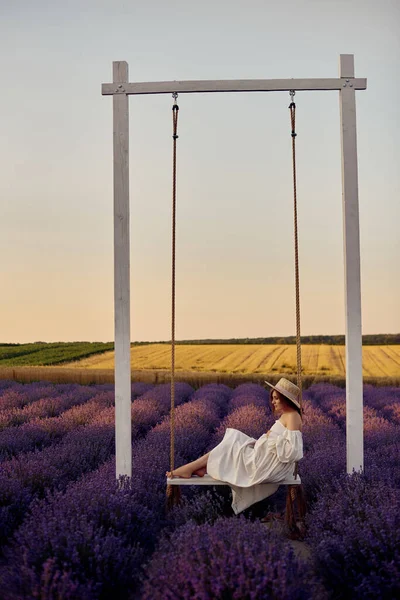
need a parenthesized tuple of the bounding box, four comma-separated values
(0, 0, 399, 343)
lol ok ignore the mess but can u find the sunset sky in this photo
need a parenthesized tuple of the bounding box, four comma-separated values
(1, 0, 399, 343)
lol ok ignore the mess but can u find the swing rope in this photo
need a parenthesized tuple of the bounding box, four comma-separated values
(289, 90, 303, 411)
(166, 92, 181, 508)
(289, 90, 303, 485)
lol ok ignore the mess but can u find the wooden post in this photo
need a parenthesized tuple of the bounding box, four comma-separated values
(339, 54, 364, 474)
(113, 61, 132, 479)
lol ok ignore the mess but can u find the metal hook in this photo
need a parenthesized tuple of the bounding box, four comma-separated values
(289, 89, 296, 102)
(172, 92, 178, 102)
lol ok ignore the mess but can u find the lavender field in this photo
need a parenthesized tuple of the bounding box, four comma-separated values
(0, 379, 399, 599)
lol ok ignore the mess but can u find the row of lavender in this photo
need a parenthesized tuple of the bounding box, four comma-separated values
(0, 381, 191, 547)
(0, 382, 233, 598)
(0, 380, 399, 598)
(0, 381, 155, 459)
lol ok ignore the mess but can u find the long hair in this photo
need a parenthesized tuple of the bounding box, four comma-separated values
(269, 389, 304, 419)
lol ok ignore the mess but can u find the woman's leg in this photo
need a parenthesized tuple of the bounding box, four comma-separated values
(166, 451, 211, 478)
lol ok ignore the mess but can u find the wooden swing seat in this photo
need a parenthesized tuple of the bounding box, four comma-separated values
(166, 473, 302, 486)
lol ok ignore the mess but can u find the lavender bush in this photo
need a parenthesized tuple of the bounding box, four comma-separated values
(298, 395, 345, 503)
(306, 471, 400, 599)
(141, 516, 327, 600)
(0, 392, 115, 461)
(0, 386, 95, 430)
(1, 466, 155, 600)
(229, 382, 269, 410)
(208, 403, 270, 447)
(4, 557, 96, 600)
(0, 382, 66, 410)
(0, 380, 18, 392)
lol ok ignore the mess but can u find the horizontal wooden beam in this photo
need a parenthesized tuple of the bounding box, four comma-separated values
(102, 77, 367, 96)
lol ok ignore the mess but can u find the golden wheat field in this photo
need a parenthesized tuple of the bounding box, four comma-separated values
(63, 344, 400, 378)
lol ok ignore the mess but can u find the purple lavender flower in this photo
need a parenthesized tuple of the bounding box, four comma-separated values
(306, 471, 400, 599)
(142, 516, 326, 599)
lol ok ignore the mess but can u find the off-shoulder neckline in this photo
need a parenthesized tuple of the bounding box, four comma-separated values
(275, 419, 302, 433)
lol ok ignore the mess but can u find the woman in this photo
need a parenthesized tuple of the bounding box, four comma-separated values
(166, 377, 304, 514)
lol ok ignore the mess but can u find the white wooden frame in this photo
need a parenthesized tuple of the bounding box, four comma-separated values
(102, 54, 366, 480)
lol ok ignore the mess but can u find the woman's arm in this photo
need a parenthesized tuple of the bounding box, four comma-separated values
(275, 429, 303, 462)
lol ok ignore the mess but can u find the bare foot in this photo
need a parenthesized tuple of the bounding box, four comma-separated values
(192, 467, 207, 477)
(165, 465, 193, 479)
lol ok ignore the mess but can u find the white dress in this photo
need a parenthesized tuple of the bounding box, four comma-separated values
(207, 420, 303, 514)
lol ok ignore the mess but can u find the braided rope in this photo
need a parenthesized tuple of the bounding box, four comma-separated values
(170, 99, 179, 476)
(289, 97, 303, 415)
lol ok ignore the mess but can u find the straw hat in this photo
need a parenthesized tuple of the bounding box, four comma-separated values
(264, 377, 301, 409)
